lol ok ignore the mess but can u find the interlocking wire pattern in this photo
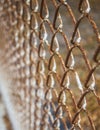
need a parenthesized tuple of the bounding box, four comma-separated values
(0, 0, 100, 130)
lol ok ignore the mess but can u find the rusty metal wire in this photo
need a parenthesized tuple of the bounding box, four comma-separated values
(0, 0, 100, 130)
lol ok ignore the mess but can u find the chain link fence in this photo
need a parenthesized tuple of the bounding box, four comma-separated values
(0, 0, 100, 130)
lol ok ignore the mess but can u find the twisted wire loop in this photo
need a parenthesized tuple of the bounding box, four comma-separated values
(0, 0, 100, 130)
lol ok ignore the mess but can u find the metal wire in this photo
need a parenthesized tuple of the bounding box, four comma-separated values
(0, 0, 100, 130)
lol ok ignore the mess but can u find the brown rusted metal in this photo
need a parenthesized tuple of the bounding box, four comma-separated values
(0, 0, 100, 130)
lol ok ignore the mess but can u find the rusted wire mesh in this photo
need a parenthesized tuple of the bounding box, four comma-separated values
(0, 0, 100, 130)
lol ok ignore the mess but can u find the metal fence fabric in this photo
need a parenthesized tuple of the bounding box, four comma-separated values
(0, 0, 100, 130)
